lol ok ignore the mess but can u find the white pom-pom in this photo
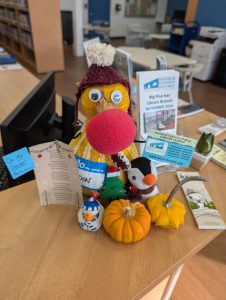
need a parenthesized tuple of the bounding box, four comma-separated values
(86, 43, 116, 67)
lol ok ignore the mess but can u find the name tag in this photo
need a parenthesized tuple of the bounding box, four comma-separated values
(75, 156, 108, 190)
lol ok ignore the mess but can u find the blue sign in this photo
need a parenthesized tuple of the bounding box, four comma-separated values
(3, 147, 35, 179)
(143, 130, 197, 168)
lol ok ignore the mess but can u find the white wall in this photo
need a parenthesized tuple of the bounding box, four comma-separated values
(110, 0, 168, 37)
(72, 0, 84, 56)
(60, 0, 74, 11)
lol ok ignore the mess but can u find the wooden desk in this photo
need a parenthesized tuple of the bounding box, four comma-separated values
(0, 67, 225, 298)
(119, 47, 197, 70)
(0, 99, 225, 298)
(83, 24, 113, 33)
(148, 34, 170, 40)
(83, 24, 113, 41)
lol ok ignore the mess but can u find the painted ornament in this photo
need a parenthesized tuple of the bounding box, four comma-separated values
(78, 193, 104, 232)
(127, 157, 159, 201)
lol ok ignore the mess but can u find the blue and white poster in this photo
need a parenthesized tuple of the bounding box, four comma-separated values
(136, 69, 179, 156)
(143, 130, 197, 168)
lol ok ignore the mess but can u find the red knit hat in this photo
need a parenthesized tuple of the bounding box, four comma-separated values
(77, 64, 131, 100)
(75, 43, 132, 120)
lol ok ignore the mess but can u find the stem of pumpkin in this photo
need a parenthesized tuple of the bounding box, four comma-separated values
(163, 176, 210, 208)
(123, 206, 135, 218)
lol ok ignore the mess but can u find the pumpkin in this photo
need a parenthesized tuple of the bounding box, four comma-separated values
(147, 176, 209, 230)
(147, 194, 186, 229)
(103, 199, 151, 243)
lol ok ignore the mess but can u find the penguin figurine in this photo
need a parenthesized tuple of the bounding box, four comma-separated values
(78, 193, 104, 232)
(127, 157, 159, 201)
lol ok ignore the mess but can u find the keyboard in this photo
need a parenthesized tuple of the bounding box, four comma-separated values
(0, 146, 9, 191)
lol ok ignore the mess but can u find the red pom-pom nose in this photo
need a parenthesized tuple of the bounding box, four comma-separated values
(86, 109, 136, 155)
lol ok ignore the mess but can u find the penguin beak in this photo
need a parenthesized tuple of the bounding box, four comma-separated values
(143, 174, 156, 186)
(84, 214, 95, 221)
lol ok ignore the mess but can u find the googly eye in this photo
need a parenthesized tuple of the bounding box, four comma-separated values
(111, 90, 122, 104)
(89, 89, 103, 102)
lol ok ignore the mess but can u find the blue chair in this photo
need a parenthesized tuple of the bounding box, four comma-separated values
(168, 20, 199, 55)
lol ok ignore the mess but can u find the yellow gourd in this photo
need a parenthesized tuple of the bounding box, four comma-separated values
(147, 194, 186, 230)
(147, 176, 209, 230)
(103, 199, 151, 243)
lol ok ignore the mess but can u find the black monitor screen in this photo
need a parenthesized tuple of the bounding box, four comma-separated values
(1, 71, 61, 155)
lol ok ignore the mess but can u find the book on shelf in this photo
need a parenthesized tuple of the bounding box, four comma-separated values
(198, 117, 226, 136)
(177, 104, 204, 118)
(211, 144, 226, 169)
(177, 171, 226, 229)
(0, 53, 16, 65)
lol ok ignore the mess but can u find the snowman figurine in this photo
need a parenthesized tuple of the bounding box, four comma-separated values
(78, 193, 104, 232)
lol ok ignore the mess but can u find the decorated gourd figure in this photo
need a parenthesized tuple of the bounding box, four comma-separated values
(78, 193, 104, 232)
(70, 43, 138, 195)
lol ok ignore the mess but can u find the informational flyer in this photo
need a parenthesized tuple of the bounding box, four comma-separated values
(29, 141, 83, 207)
(137, 69, 179, 142)
(143, 130, 197, 168)
(177, 171, 226, 229)
(198, 117, 226, 136)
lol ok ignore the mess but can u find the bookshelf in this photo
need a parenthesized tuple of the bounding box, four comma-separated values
(0, 0, 64, 73)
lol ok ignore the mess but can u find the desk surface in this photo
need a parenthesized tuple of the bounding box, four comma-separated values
(0, 67, 226, 299)
(148, 33, 170, 40)
(119, 47, 197, 69)
(0, 106, 225, 299)
(83, 24, 113, 32)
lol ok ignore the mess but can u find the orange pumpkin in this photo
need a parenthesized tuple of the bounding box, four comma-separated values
(103, 199, 151, 243)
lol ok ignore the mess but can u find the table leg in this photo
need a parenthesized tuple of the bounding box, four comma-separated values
(162, 264, 184, 300)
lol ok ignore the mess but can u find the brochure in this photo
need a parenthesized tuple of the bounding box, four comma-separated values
(177, 171, 226, 229)
(211, 145, 226, 169)
(29, 140, 83, 207)
(198, 117, 226, 136)
(143, 130, 197, 168)
(136, 69, 179, 157)
(137, 69, 179, 141)
(177, 104, 204, 118)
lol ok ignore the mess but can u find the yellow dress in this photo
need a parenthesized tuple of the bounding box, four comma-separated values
(71, 82, 138, 195)
(70, 122, 138, 195)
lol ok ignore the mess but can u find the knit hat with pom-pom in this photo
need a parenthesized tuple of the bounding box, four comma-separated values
(76, 43, 131, 101)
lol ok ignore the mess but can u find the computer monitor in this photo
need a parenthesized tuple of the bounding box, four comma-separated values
(172, 10, 186, 22)
(0, 71, 79, 186)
